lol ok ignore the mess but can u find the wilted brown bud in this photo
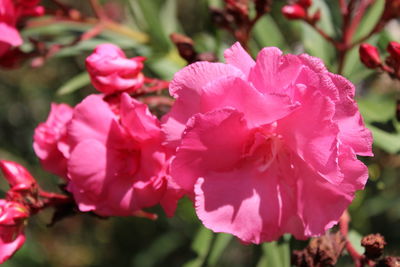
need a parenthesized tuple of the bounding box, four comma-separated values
(170, 33, 197, 63)
(377, 256, 400, 267)
(361, 233, 386, 260)
(255, 0, 272, 15)
(292, 232, 346, 267)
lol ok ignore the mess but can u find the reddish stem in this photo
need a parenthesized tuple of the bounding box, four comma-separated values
(88, 0, 108, 21)
(339, 0, 348, 15)
(339, 211, 365, 267)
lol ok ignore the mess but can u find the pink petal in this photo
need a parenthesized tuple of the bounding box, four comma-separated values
(68, 94, 117, 148)
(163, 62, 244, 147)
(224, 42, 255, 77)
(0, 23, 22, 47)
(171, 108, 250, 192)
(329, 74, 373, 156)
(0, 232, 25, 264)
(120, 93, 161, 142)
(249, 47, 304, 95)
(194, 162, 299, 243)
(277, 91, 341, 184)
(200, 76, 299, 127)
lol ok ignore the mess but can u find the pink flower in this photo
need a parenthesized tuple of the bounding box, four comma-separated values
(33, 103, 73, 179)
(0, 0, 23, 57)
(0, 0, 43, 58)
(86, 44, 145, 95)
(66, 93, 171, 217)
(0, 200, 29, 263)
(163, 42, 373, 243)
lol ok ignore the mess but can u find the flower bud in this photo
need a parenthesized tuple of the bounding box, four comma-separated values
(0, 160, 36, 191)
(387, 41, 400, 62)
(359, 43, 382, 69)
(86, 44, 146, 95)
(282, 4, 307, 20)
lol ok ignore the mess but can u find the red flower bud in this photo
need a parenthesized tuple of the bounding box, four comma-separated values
(359, 43, 382, 69)
(0, 161, 36, 191)
(298, 0, 312, 8)
(387, 41, 400, 61)
(282, 4, 306, 20)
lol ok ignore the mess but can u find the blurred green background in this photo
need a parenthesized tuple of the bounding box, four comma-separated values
(1, 0, 400, 266)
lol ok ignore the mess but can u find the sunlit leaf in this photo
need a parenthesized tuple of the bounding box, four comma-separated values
(56, 72, 90, 95)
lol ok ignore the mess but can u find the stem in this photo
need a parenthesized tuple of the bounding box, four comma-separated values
(337, 49, 348, 74)
(88, 0, 108, 20)
(339, 0, 348, 15)
(339, 211, 365, 267)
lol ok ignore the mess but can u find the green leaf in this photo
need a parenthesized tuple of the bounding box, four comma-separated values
(56, 72, 90, 95)
(369, 124, 400, 154)
(253, 15, 288, 50)
(357, 94, 395, 123)
(135, 0, 171, 52)
(132, 232, 183, 267)
(301, 0, 335, 68)
(207, 234, 232, 266)
(257, 235, 290, 267)
(183, 227, 214, 267)
(348, 230, 364, 254)
(353, 0, 385, 42)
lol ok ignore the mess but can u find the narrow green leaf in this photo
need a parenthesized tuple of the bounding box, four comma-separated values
(183, 227, 214, 267)
(253, 15, 288, 50)
(369, 124, 400, 154)
(207, 234, 232, 266)
(56, 72, 90, 95)
(257, 236, 290, 267)
(301, 0, 335, 68)
(353, 0, 385, 42)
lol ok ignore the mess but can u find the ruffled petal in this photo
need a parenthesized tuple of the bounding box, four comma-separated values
(224, 42, 255, 77)
(249, 47, 304, 95)
(171, 108, 250, 192)
(200, 76, 299, 127)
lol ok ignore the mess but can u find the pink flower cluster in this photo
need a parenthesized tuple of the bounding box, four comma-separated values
(0, 0, 44, 58)
(33, 42, 372, 246)
(34, 44, 182, 218)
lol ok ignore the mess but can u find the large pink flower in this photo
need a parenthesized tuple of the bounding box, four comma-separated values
(33, 103, 73, 179)
(0, 200, 29, 263)
(163, 42, 373, 243)
(66, 93, 170, 217)
(86, 44, 145, 95)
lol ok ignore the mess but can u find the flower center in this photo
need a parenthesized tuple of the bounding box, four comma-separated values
(243, 122, 283, 172)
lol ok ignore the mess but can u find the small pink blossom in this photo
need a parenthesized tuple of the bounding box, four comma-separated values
(33, 103, 73, 179)
(86, 44, 145, 95)
(163, 42, 373, 243)
(0, 0, 23, 57)
(0, 200, 29, 263)
(66, 93, 171, 217)
(0, 0, 43, 58)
